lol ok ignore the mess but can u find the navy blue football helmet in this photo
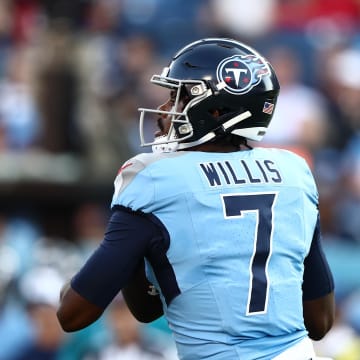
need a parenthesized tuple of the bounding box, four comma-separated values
(139, 38, 280, 151)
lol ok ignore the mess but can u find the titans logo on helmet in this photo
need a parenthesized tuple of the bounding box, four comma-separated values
(216, 55, 270, 95)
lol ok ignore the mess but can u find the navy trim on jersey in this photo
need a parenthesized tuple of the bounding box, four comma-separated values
(302, 215, 335, 301)
(71, 206, 180, 309)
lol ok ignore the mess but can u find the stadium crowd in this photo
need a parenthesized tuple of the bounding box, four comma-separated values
(1, 0, 360, 359)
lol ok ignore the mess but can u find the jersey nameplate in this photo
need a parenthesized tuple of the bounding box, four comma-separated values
(199, 159, 282, 187)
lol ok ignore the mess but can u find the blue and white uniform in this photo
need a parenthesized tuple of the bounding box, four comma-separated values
(72, 147, 334, 360)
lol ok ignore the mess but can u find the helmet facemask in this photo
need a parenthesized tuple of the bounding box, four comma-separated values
(138, 73, 213, 152)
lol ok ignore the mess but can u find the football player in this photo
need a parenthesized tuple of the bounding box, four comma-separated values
(57, 38, 335, 360)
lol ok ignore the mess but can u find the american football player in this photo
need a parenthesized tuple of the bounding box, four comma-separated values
(57, 38, 335, 360)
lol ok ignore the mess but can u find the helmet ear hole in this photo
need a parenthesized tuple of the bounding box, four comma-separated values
(208, 109, 221, 117)
(208, 107, 232, 117)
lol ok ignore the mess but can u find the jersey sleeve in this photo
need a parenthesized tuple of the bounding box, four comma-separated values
(110, 155, 155, 211)
(302, 215, 335, 301)
(286, 149, 319, 204)
(71, 207, 163, 309)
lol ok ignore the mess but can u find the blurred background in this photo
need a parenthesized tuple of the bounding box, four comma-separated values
(1, 0, 360, 359)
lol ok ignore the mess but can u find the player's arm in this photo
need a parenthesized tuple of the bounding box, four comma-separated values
(57, 207, 164, 332)
(122, 258, 164, 322)
(302, 216, 335, 340)
(57, 280, 104, 332)
(57, 261, 163, 332)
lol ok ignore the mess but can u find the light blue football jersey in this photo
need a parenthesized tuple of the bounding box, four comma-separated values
(111, 147, 319, 360)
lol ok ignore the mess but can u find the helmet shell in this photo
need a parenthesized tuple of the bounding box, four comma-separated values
(165, 38, 280, 143)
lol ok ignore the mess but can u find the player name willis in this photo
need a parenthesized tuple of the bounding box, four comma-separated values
(199, 159, 282, 187)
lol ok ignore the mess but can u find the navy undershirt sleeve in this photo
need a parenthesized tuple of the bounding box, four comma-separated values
(302, 216, 335, 301)
(71, 207, 162, 309)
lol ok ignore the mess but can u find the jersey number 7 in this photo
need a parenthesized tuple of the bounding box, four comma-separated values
(221, 192, 278, 315)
